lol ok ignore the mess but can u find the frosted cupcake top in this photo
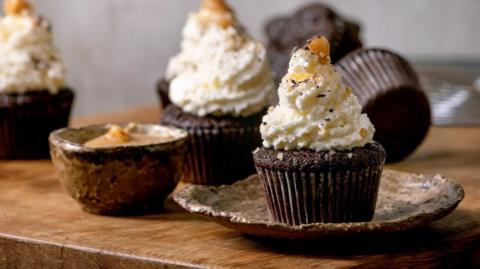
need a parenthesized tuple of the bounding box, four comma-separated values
(260, 36, 375, 151)
(166, 0, 275, 117)
(0, 0, 66, 94)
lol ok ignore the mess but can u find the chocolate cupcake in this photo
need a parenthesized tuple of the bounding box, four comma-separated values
(160, 0, 275, 185)
(254, 37, 385, 225)
(265, 3, 363, 83)
(0, 0, 74, 159)
(335, 48, 431, 162)
(162, 105, 263, 185)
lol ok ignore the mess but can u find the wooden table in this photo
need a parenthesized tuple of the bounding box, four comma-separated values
(1, 106, 479, 269)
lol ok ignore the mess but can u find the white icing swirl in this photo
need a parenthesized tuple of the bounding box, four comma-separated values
(166, 8, 275, 117)
(260, 48, 375, 151)
(0, 14, 66, 93)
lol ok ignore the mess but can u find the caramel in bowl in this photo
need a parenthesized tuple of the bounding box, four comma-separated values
(49, 123, 188, 215)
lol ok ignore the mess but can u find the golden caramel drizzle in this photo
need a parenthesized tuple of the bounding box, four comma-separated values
(307, 36, 331, 64)
(4, 0, 33, 16)
(288, 72, 314, 82)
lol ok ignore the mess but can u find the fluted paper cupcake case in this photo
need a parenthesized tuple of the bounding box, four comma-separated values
(0, 89, 74, 159)
(161, 105, 263, 185)
(335, 48, 422, 105)
(183, 126, 260, 185)
(253, 143, 386, 225)
(335, 48, 431, 162)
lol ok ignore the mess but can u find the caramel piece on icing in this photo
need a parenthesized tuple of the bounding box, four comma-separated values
(199, 0, 234, 28)
(201, 0, 232, 13)
(360, 128, 368, 139)
(307, 36, 331, 64)
(343, 87, 353, 98)
(4, 0, 33, 16)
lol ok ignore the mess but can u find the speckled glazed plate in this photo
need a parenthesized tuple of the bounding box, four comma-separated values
(174, 170, 464, 240)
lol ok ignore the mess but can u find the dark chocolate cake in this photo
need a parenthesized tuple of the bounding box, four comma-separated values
(265, 3, 363, 82)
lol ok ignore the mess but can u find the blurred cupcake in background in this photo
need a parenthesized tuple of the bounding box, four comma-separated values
(265, 3, 363, 85)
(160, 0, 275, 185)
(0, 0, 74, 159)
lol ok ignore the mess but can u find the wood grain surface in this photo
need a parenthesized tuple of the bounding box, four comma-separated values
(0, 106, 479, 269)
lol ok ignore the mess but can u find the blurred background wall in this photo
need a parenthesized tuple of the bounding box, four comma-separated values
(5, 0, 479, 116)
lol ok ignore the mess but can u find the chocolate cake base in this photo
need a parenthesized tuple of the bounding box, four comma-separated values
(156, 78, 171, 108)
(253, 143, 386, 225)
(0, 89, 74, 159)
(162, 104, 264, 185)
(265, 3, 363, 84)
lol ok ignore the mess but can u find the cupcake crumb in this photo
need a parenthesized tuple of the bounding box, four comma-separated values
(277, 153, 284, 161)
(348, 153, 353, 158)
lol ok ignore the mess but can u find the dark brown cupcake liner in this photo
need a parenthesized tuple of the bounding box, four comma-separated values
(335, 49, 431, 162)
(253, 143, 386, 225)
(0, 89, 74, 159)
(162, 105, 263, 185)
(183, 126, 260, 185)
(335, 48, 422, 105)
(256, 166, 383, 225)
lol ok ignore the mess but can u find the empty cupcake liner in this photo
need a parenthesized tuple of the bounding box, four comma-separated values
(0, 89, 74, 159)
(335, 49, 431, 162)
(335, 48, 423, 106)
(182, 126, 261, 185)
(255, 165, 383, 225)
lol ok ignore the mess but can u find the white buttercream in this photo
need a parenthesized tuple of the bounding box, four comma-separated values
(0, 14, 65, 93)
(260, 47, 375, 151)
(166, 7, 275, 117)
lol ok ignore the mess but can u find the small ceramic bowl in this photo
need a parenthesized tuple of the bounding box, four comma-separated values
(49, 123, 188, 215)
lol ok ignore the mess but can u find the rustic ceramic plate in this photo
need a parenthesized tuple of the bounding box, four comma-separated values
(174, 169, 464, 240)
